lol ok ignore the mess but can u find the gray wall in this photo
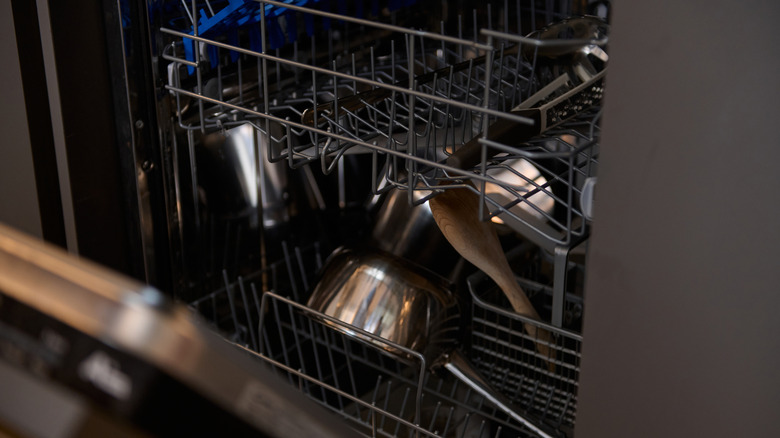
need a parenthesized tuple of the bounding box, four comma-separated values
(0, 0, 43, 239)
(576, 0, 780, 436)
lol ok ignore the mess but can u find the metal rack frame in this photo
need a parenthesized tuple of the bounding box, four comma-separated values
(168, 2, 600, 436)
(191, 243, 538, 437)
(159, 0, 604, 323)
(189, 237, 584, 437)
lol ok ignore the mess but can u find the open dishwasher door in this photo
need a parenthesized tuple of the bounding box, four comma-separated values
(0, 222, 359, 438)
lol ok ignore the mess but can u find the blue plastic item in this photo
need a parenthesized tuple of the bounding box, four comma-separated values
(208, 44, 219, 68)
(179, 0, 417, 75)
(266, 15, 285, 50)
(227, 30, 240, 62)
(183, 0, 319, 72)
(248, 24, 262, 52)
(304, 9, 315, 36)
(285, 10, 298, 43)
(319, 0, 331, 32)
(184, 0, 257, 73)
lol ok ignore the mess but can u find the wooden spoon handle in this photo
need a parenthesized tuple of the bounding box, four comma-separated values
(428, 183, 555, 370)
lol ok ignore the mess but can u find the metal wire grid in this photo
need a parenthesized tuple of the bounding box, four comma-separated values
(161, 1, 525, 165)
(465, 249, 584, 435)
(188, 240, 325, 344)
(188, 241, 559, 437)
(158, 0, 598, 248)
(436, 109, 600, 251)
(255, 292, 546, 438)
(463, 28, 603, 248)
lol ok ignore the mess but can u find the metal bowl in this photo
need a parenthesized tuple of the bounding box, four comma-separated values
(306, 245, 561, 438)
(306, 246, 459, 359)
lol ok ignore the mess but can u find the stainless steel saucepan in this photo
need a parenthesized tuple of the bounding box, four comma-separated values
(367, 186, 462, 279)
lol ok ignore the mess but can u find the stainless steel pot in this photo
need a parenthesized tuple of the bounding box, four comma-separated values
(368, 186, 461, 279)
(199, 123, 290, 228)
(307, 246, 563, 438)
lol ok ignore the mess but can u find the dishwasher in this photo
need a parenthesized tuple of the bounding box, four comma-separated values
(3, 1, 607, 437)
(5, 1, 780, 437)
(158, 2, 605, 436)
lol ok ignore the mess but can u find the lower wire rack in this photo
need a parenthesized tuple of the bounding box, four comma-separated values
(253, 292, 545, 438)
(188, 241, 582, 437)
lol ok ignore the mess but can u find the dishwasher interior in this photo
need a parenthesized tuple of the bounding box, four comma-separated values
(143, 1, 606, 436)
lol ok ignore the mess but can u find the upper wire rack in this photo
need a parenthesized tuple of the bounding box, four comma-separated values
(160, 0, 605, 247)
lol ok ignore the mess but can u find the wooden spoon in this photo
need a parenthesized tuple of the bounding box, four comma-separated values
(428, 182, 555, 372)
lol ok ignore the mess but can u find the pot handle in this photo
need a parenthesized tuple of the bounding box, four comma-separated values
(443, 350, 564, 438)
